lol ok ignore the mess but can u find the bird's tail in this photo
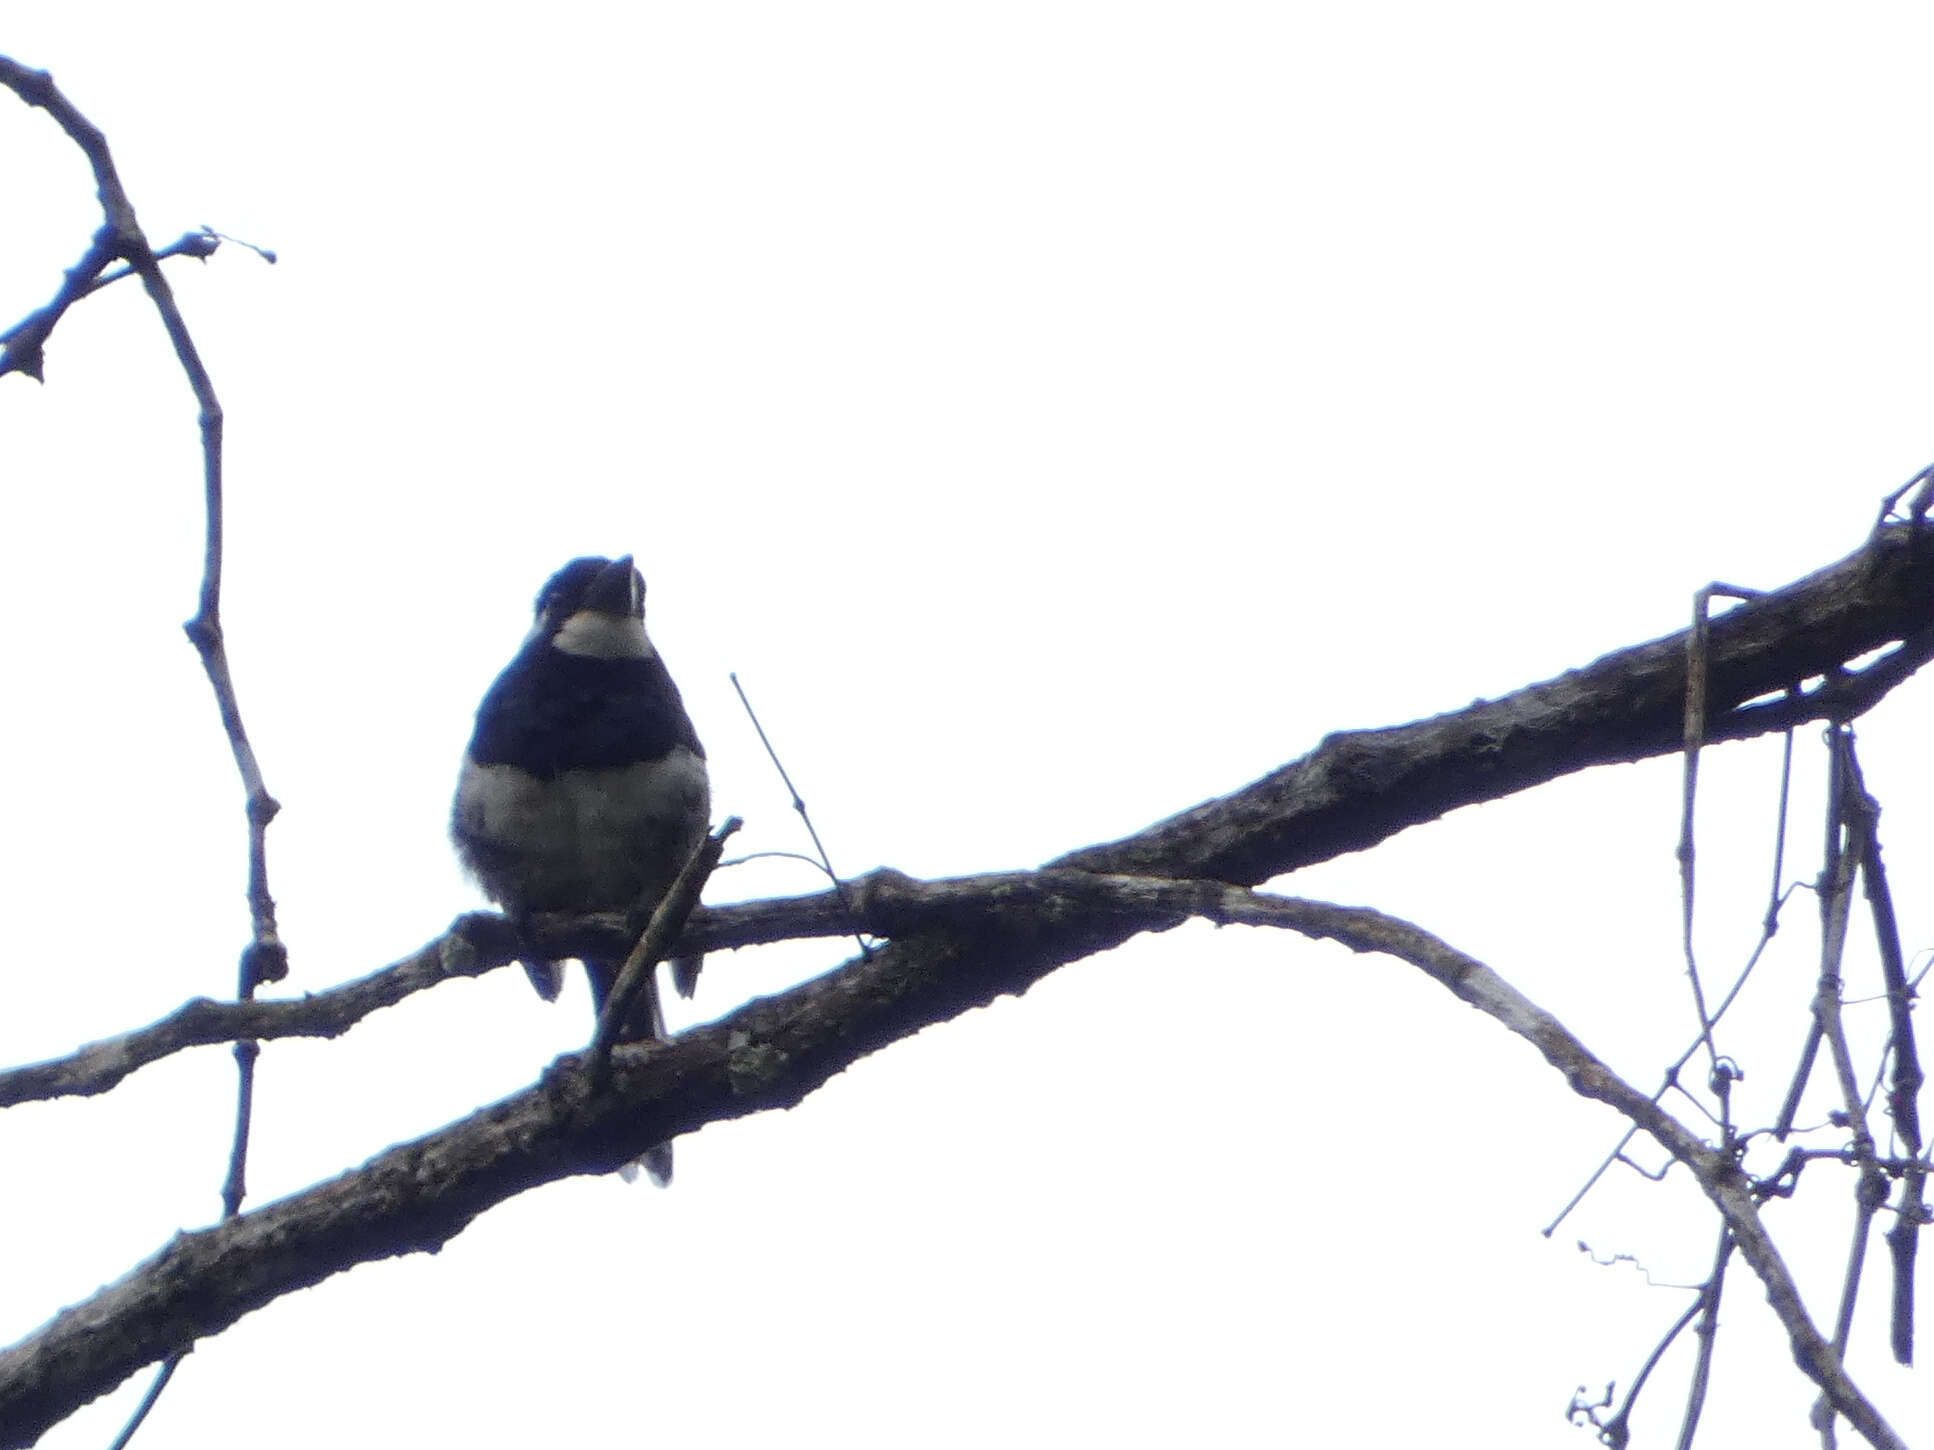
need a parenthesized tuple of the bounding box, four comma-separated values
(521, 959, 564, 1001)
(585, 959, 676, 1187)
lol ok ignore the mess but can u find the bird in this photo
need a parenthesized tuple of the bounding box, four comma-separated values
(452, 554, 710, 1185)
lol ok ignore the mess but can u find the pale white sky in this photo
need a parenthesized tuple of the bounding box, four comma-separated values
(3, 6, 1933, 1447)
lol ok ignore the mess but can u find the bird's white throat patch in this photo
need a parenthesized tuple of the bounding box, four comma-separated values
(552, 610, 654, 659)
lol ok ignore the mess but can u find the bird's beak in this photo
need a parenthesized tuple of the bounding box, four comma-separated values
(582, 555, 640, 616)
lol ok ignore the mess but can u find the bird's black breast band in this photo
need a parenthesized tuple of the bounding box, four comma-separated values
(468, 645, 704, 776)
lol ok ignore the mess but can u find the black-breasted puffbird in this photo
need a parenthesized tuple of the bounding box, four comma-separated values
(453, 554, 710, 1185)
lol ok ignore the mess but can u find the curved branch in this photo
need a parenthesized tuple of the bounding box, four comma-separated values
(4, 523, 1930, 1111)
(0, 871, 1250, 1106)
(0, 876, 1904, 1448)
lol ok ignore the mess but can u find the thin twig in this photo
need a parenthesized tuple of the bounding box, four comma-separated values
(76, 229, 221, 297)
(0, 920, 522, 1107)
(79, 227, 275, 301)
(731, 672, 872, 962)
(1677, 584, 1762, 1082)
(1775, 727, 1852, 1142)
(1818, 734, 1874, 1127)
(0, 225, 118, 381)
(220, 1042, 260, 1222)
(1, 58, 278, 1444)
(1777, 1024, 1827, 1141)
(587, 819, 741, 1078)
(1840, 752, 1928, 1366)
(1585, 1272, 1708, 1448)
(724, 849, 828, 871)
(102, 1355, 179, 1450)
(0, 881, 1907, 1449)
(1546, 718, 1804, 1240)
(1262, 907, 1905, 1447)
(1791, 730, 1891, 1444)
(1674, 1228, 1737, 1450)
(1767, 722, 1796, 934)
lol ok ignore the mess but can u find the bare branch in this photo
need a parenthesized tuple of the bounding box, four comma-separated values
(1056, 524, 1934, 883)
(0, 58, 134, 381)
(1676, 1229, 1738, 1450)
(1677, 582, 1764, 1080)
(1257, 905, 1904, 1449)
(588, 818, 740, 1071)
(0, 878, 1907, 1447)
(4, 523, 1932, 1112)
(1847, 755, 1929, 1367)
(4, 60, 284, 1241)
(0, 921, 520, 1106)
(0, 226, 118, 381)
(3, 56, 291, 1443)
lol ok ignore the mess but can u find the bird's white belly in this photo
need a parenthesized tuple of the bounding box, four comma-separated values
(455, 746, 710, 913)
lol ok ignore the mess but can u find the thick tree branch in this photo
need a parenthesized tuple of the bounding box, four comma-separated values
(0, 519, 1926, 1443)
(0, 877, 1905, 1447)
(1056, 524, 1934, 882)
(0, 871, 1276, 1106)
(5, 523, 1928, 1112)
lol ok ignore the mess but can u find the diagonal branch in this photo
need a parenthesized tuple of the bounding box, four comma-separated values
(1056, 524, 1934, 883)
(0, 877, 1905, 1448)
(5, 522, 1930, 1110)
(589, 819, 740, 1069)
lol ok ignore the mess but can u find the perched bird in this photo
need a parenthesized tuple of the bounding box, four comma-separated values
(453, 554, 710, 1185)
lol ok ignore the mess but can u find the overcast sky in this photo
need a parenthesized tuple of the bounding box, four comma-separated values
(4, 6, 1934, 1447)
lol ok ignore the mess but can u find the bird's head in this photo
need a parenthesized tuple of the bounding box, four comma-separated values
(531, 555, 653, 659)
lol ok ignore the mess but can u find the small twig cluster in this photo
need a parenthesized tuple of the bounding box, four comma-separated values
(1562, 487, 1934, 1449)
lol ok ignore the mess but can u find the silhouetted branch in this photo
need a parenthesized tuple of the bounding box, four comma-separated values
(1054, 523, 1934, 883)
(4, 523, 1930, 1112)
(2, 57, 286, 1442)
(1675, 1229, 1738, 1450)
(589, 818, 740, 1072)
(0, 923, 518, 1106)
(1850, 754, 1929, 1368)
(0, 879, 1906, 1448)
